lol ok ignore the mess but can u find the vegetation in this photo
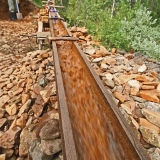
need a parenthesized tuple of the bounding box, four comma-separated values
(61, 0, 160, 60)
(31, 0, 42, 7)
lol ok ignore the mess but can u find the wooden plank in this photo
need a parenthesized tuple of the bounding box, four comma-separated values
(38, 21, 43, 32)
(37, 32, 50, 38)
(48, 36, 79, 41)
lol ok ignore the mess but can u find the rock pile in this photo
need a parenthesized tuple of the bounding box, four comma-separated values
(70, 26, 160, 160)
(0, 50, 62, 160)
(0, 20, 38, 55)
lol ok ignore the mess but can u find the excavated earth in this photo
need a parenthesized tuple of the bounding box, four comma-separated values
(0, 0, 38, 20)
(0, 1, 160, 160)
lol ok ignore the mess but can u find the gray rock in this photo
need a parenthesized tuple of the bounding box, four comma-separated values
(38, 76, 48, 87)
(19, 127, 37, 157)
(29, 139, 53, 160)
(131, 96, 146, 103)
(119, 107, 140, 139)
(40, 119, 60, 140)
(144, 102, 160, 113)
(104, 73, 114, 88)
(152, 148, 160, 160)
(104, 79, 114, 88)
(141, 109, 160, 128)
(41, 139, 62, 155)
(140, 126, 160, 148)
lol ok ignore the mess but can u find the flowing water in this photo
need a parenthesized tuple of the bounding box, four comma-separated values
(53, 21, 138, 160)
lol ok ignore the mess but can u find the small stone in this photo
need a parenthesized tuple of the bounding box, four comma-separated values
(0, 154, 5, 160)
(0, 118, 7, 128)
(33, 84, 43, 95)
(100, 63, 108, 71)
(21, 94, 30, 105)
(0, 126, 21, 149)
(130, 87, 139, 96)
(32, 104, 44, 118)
(38, 76, 48, 88)
(85, 47, 96, 55)
(16, 115, 27, 129)
(40, 52, 49, 58)
(140, 126, 160, 148)
(0, 95, 10, 108)
(139, 118, 160, 133)
(119, 107, 140, 139)
(141, 85, 155, 90)
(151, 148, 160, 160)
(113, 76, 122, 85)
(0, 108, 5, 118)
(5, 68, 14, 75)
(18, 99, 32, 117)
(40, 90, 52, 103)
(118, 74, 137, 84)
(6, 83, 13, 89)
(131, 96, 146, 103)
(104, 78, 114, 88)
(141, 108, 160, 128)
(111, 48, 116, 53)
(138, 64, 147, 72)
(114, 92, 125, 103)
(29, 139, 53, 160)
(128, 80, 140, 89)
(142, 82, 160, 86)
(2, 44, 10, 49)
(92, 57, 103, 63)
(135, 75, 147, 82)
(19, 127, 37, 157)
(41, 139, 62, 155)
(104, 57, 116, 65)
(12, 88, 23, 96)
(40, 119, 60, 140)
(120, 104, 132, 115)
(139, 90, 159, 103)
(5, 104, 17, 116)
(144, 102, 160, 113)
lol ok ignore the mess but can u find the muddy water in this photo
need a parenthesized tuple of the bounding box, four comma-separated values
(54, 22, 125, 160)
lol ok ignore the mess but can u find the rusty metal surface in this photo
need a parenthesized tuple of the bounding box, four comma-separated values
(49, 20, 78, 160)
(50, 19, 150, 160)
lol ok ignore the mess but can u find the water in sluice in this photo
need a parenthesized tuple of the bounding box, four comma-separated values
(53, 21, 133, 160)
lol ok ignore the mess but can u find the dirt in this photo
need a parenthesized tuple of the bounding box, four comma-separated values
(0, 0, 39, 20)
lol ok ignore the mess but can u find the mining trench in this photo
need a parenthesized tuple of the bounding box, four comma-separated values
(49, 19, 150, 160)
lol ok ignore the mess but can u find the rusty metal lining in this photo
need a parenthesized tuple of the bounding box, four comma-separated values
(50, 19, 150, 160)
(49, 20, 78, 160)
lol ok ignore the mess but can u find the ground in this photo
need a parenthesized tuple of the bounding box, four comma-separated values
(0, 0, 39, 20)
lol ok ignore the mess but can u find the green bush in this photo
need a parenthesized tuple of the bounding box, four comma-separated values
(121, 6, 160, 59)
(64, 0, 160, 60)
(31, 0, 42, 7)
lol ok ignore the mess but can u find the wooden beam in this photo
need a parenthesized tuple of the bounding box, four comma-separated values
(48, 36, 79, 41)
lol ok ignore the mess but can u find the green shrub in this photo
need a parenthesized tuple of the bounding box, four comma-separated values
(121, 6, 160, 59)
(64, 0, 160, 60)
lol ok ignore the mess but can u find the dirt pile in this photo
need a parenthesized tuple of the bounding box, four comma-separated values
(0, 0, 39, 20)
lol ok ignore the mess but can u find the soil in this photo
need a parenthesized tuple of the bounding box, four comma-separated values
(0, 0, 39, 20)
